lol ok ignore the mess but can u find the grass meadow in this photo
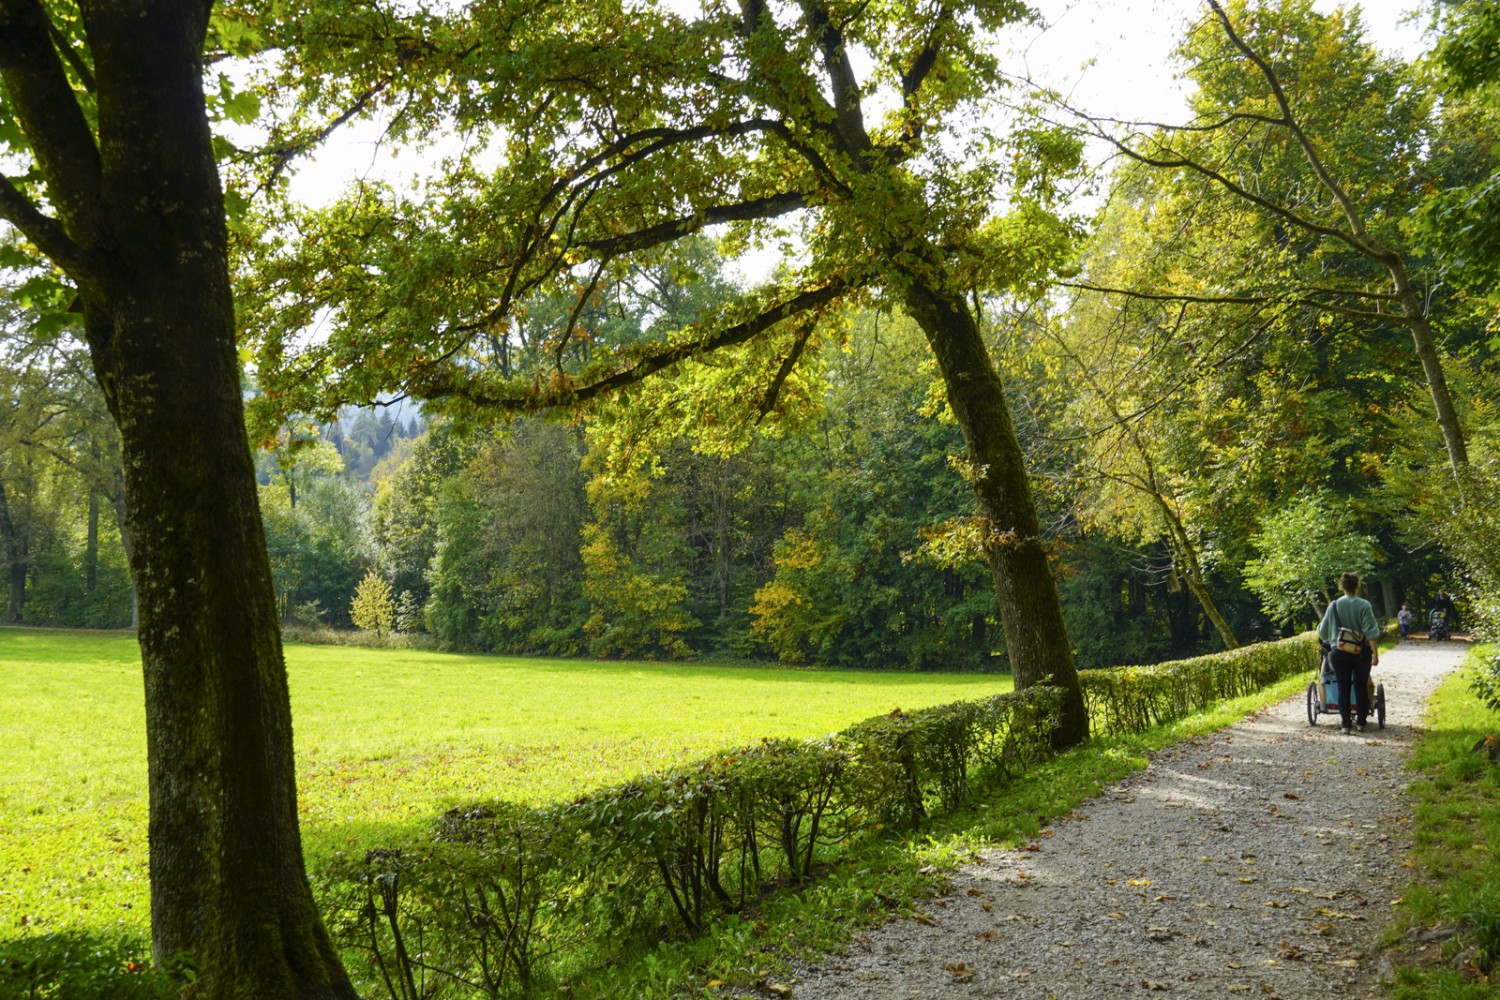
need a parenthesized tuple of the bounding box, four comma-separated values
(0, 627, 1013, 946)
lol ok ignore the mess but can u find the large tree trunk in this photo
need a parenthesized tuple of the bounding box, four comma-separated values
(903, 283, 1091, 748)
(1385, 257, 1469, 470)
(0, 2, 357, 995)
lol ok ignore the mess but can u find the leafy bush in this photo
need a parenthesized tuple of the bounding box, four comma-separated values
(0, 933, 177, 1000)
(1468, 649, 1500, 716)
(316, 633, 1314, 998)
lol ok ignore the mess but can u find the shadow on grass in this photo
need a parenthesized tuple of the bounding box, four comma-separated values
(0, 931, 176, 1000)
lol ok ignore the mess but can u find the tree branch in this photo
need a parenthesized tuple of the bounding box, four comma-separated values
(800, 0, 873, 160)
(0, 0, 103, 254)
(579, 192, 809, 255)
(251, 79, 394, 195)
(901, 9, 947, 102)
(1202, 0, 1394, 265)
(1106, 132, 1366, 254)
(425, 276, 855, 413)
(44, 15, 94, 92)
(0, 175, 94, 281)
(1060, 279, 1271, 307)
(756, 314, 816, 422)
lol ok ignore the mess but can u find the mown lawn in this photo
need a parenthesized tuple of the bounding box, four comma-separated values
(0, 628, 1011, 943)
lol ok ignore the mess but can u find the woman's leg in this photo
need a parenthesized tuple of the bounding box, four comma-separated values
(1331, 651, 1356, 730)
(1353, 655, 1373, 727)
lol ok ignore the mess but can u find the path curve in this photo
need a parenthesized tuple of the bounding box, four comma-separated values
(789, 640, 1468, 999)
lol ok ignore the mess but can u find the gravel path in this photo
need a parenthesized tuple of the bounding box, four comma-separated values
(788, 640, 1468, 1000)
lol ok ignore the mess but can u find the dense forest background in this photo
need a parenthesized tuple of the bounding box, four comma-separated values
(1, 0, 1494, 672)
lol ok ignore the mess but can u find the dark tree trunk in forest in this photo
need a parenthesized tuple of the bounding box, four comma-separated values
(85, 485, 99, 593)
(1158, 506, 1239, 650)
(902, 283, 1091, 748)
(0, 2, 354, 996)
(0, 480, 26, 622)
(104, 468, 140, 627)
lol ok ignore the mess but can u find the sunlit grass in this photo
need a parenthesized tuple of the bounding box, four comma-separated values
(0, 628, 1012, 944)
(1390, 644, 1500, 999)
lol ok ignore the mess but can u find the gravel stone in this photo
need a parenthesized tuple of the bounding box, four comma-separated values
(787, 641, 1467, 1000)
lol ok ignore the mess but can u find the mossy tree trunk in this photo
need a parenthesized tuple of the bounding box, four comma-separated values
(0, 1, 355, 995)
(903, 283, 1091, 748)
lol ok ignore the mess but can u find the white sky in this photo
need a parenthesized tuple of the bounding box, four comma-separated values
(1016, 0, 1428, 123)
(279, 0, 1433, 290)
(286, 0, 1431, 209)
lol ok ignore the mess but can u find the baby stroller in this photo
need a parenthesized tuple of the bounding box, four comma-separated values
(1429, 610, 1450, 641)
(1307, 644, 1386, 728)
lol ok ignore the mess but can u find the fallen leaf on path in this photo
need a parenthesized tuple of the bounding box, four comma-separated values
(1314, 908, 1361, 919)
(944, 962, 974, 982)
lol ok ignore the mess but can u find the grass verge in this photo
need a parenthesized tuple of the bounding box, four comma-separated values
(1386, 643, 1500, 999)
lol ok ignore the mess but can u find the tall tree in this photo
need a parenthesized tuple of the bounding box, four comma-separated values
(1059, 0, 1472, 471)
(247, 0, 1092, 743)
(0, 2, 353, 995)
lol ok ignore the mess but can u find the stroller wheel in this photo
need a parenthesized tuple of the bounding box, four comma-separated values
(1306, 682, 1319, 726)
(1376, 683, 1386, 729)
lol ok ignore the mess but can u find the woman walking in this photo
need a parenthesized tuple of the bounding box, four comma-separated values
(1318, 573, 1380, 733)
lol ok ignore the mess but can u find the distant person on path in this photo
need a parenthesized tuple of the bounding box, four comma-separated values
(1398, 603, 1413, 639)
(1430, 588, 1458, 632)
(1318, 572, 1380, 734)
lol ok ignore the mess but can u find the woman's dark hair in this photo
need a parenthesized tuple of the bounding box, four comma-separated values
(1339, 572, 1360, 595)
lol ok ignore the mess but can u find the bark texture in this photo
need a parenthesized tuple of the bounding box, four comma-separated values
(0, 1, 354, 995)
(903, 283, 1091, 748)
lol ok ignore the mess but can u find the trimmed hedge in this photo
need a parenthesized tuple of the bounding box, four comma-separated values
(1079, 632, 1319, 736)
(316, 633, 1318, 998)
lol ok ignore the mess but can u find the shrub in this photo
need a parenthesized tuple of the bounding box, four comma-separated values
(351, 568, 396, 638)
(0, 934, 177, 1000)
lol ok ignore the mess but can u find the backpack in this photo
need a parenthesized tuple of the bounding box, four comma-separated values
(1332, 600, 1365, 655)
